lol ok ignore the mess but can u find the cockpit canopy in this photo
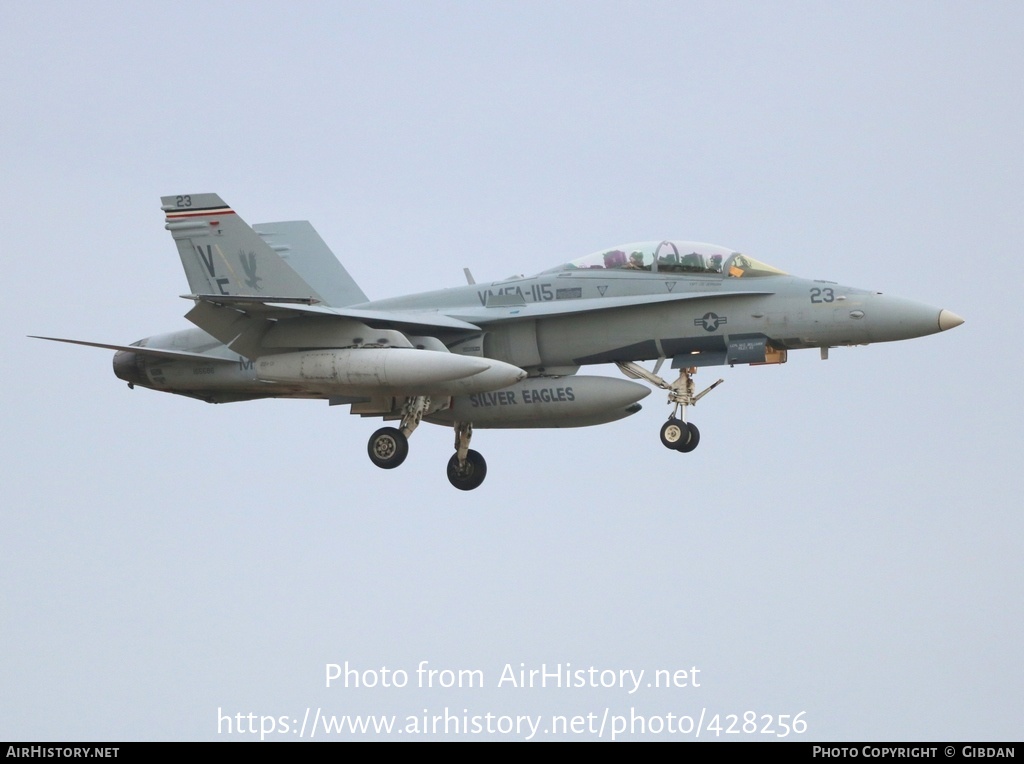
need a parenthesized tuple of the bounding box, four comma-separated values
(542, 240, 787, 278)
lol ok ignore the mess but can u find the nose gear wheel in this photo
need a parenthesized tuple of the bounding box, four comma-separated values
(660, 418, 689, 449)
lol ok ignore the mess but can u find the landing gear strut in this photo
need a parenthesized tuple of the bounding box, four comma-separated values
(617, 362, 722, 454)
(447, 421, 487, 490)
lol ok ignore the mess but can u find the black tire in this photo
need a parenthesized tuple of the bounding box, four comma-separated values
(660, 418, 690, 450)
(677, 422, 700, 452)
(447, 449, 487, 490)
(367, 427, 409, 469)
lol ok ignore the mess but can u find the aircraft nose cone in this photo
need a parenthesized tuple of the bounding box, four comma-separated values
(938, 309, 964, 331)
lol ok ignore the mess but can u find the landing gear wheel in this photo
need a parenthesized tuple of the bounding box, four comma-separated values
(447, 449, 487, 491)
(367, 427, 409, 469)
(660, 418, 690, 450)
(677, 422, 700, 453)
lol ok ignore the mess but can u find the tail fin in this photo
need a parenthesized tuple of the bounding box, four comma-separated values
(252, 220, 369, 307)
(161, 193, 324, 301)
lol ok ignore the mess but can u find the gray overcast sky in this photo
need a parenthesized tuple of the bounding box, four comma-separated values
(2, 0, 1021, 741)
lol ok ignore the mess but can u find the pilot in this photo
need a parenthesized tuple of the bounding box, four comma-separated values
(603, 250, 627, 268)
(708, 254, 723, 273)
(626, 251, 646, 270)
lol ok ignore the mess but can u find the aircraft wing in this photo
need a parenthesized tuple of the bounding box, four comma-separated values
(449, 289, 776, 324)
(29, 336, 239, 363)
(263, 303, 482, 332)
(185, 294, 482, 332)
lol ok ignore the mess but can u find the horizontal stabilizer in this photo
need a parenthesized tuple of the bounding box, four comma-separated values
(30, 336, 237, 363)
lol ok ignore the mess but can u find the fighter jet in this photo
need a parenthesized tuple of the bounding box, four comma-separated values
(34, 193, 963, 490)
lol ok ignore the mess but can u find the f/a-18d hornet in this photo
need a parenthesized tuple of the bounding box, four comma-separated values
(35, 193, 963, 490)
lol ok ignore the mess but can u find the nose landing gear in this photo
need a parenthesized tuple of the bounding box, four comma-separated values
(617, 361, 722, 454)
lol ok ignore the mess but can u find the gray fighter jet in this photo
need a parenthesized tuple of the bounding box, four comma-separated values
(35, 193, 963, 490)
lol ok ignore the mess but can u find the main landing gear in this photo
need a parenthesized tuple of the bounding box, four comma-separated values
(365, 396, 488, 490)
(366, 394, 431, 469)
(447, 422, 486, 491)
(617, 361, 723, 454)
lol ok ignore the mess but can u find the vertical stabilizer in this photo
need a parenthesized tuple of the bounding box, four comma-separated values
(253, 221, 369, 307)
(161, 193, 324, 301)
